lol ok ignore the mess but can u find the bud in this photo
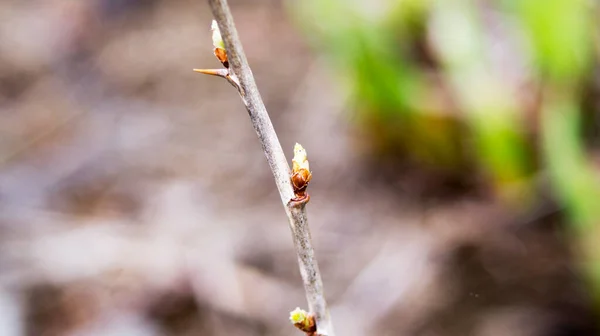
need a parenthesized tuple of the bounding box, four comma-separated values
(290, 143, 312, 205)
(211, 20, 229, 68)
(292, 143, 310, 173)
(211, 20, 225, 49)
(289, 307, 308, 324)
(289, 307, 315, 333)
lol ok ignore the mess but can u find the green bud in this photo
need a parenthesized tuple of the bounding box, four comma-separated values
(289, 307, 308, 324)
(211, 20, 225, 49)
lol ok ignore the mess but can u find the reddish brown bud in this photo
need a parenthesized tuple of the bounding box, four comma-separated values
(290, 143, 312, 205)
(211, 20, 229, 68)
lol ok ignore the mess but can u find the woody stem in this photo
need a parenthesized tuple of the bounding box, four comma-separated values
(206, 0, 335, 335)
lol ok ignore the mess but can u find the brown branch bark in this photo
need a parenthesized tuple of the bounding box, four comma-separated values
(204, 1, 335, 335)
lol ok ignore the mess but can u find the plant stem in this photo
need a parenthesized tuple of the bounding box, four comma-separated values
(205, 1, 334, 335)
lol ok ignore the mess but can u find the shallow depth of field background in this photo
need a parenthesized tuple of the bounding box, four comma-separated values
(1, 0, 599, 335)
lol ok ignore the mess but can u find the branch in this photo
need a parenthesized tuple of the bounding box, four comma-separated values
(197, 1, 335, 335)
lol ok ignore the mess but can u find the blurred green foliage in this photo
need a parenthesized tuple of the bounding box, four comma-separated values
(288, 0, 600, 301)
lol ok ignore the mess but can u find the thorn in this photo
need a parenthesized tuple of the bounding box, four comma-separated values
(193, 68, 229, 78)
(194, 68, 242, 94)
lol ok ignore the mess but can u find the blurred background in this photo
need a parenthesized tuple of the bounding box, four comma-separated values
(0, 0, 599, 335)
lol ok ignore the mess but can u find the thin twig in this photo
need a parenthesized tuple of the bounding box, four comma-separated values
(204, 0, 335, 335)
